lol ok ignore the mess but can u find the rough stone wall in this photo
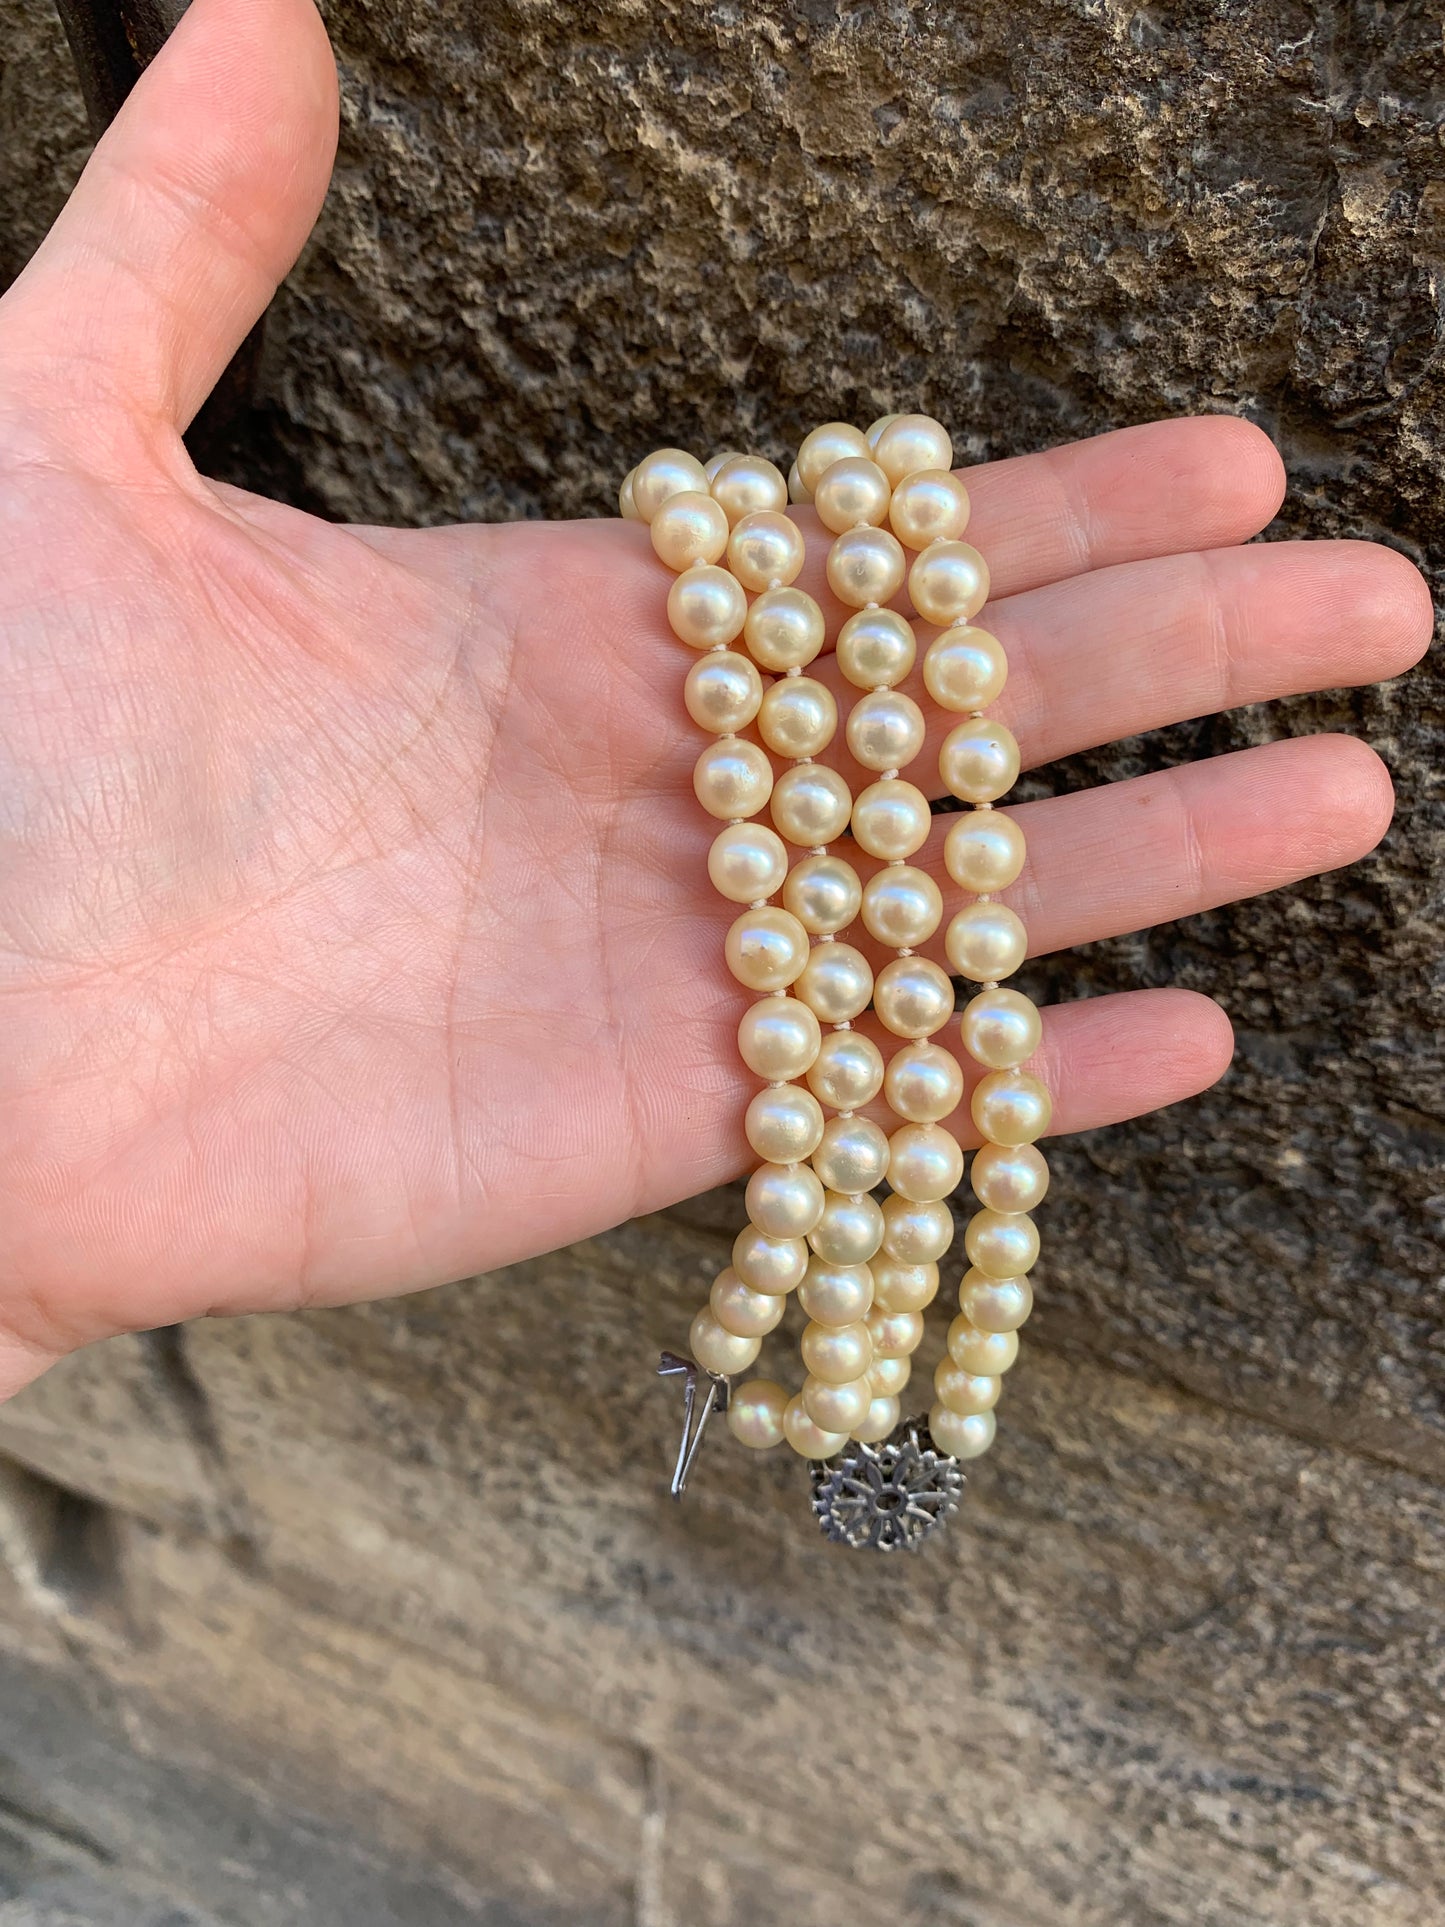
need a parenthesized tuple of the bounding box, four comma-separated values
(0, 2, 1440, 1923)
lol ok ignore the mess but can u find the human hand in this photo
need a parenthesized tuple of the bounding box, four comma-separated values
(0, 0, 1430, 1399)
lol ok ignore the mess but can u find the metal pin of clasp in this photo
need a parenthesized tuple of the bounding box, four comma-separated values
(658, 1351, 729, 1498)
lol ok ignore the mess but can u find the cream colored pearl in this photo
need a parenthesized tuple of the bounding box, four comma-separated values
(940, 719, 1022, 805)
(633, 447, 708, 522)
(827, 526, 907, 609)
(727, 1377, 788, 1449)
(619, 470, 640, 520)
(782, 854, 861, 935)
(707, 821, 788, 902)
(685, 650, 763, 734)
(888, 468, 970, 549)
(960, 987, 1043, 1070)
(710, 453, 788, 524)
(970, 1142, 1050, 1214)
(909, 542, 990, 628)
(797, 421, 871, 494)
(728, 510, 806, 591)
(800, 1319, 874, 1384)
(745, 1084, 825, 1164)
(861, 866, 942, 947)
(737, 996, 821, 1081)
(944, 809, 1026, 893)
(835, 607, 916, 689)
(725, 905, 809, 992)
(884, 1041, 964, 1123)
(812, 1114, 891, 1195)
(852, 1393, 901, 1443)
(787, 460, 812, 505)
(805, 1030, 884, 1111)
(807, 1195, 884, 1269)
(669, 566, 748, 649)
(934, 1360, 1002, 1415)
(958, 1269, 1033, 1333)
(868, 1354, 912, 1397)
(744, 587, 825, 671)
(733, 1223, 810, 1293)
(782, 1395, 849, 1459)
(711, 1266, 786, 1336)
(746, 1160, 826, 1239)
(794, 942, 874, 1024)
(798, 1256, 876, 1325)
(888, 1123, 964, 1203)
(802, 1373, 874, 1434)
(947, 1316, 1020, 1377)
(971, 1069, 1052, 1146)
(865, 413, 900, 450)
(870, 1257, 939, 1313)
(866, 1306, 924, 1359)
(757, 677, 837, 759)
(945, 902, 1028, 982)
(703, 448, 743, 484)
(851, 779, 931, 860)
(873, 414, 953, 486)
(813, 457, 892, 534)
(873, 956, 955, 1039)
(929, 1404, 997, 1461)
(846, 688, 926, 772)
(694, 738, 773, 821)
(881, 1194, 954, 1265)
(689, 1306, 760, 1376)
(923, 625, 1008, 712)
(650, 490, 730, 570)
(965, 1208, 1040, 1279)
(770, 763, 854, 847)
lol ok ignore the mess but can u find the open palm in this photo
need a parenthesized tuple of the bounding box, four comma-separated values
(0, 0, 1429, 1399)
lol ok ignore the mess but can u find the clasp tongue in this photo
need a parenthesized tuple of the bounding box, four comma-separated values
(658, 1351, 730, 1498)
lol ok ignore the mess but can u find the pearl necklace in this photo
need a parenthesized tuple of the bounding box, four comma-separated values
(624, 416, 1048, 1550)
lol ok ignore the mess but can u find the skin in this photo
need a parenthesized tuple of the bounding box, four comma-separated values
(0, 0, 1431, 1400)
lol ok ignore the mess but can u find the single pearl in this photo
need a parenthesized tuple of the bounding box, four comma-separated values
(737, 995, 821, 1081)
(813, 457, 892, 533)
(770, 763, 854, 847)
(725, 906, 810, 992)
(746, 1160, 826, 1239)
(960, 987, 1043, 1069)
(812, 1115, 891, 1195)
(802, 1372, 874, 1434)
(888, 468, 971, 549)
(727, 1377, 788, 1449)
(694, 738, 773, 821)
(805, 1029, 884, 1110)
(909, 542, 990, 628)
(729, 510, 806, 591)
(869, 1354, 912, 1396)
(945, 809, 1026, 893)
(689, 1306, 761, 1376)
(827, 526, 907, 609)
(787, 460, 812, 505)
(940, 719, 1022, 805)
(888, 1122, 965, 1203)
(923, 625, 1008, 712)
(958, 1268, 1033, 1333)
(797, 421, 872, 494)
(783, 853, 862, 934)
(835, 607, 916, 689)
(619, 470, 640, 520)
(745, 1083, 825, 1164)
(800, 1318, 874, 1384)
(711, 1266, 787, 1336)
(703, 448, 743, 484)
(873, 414, 954, 486)
(873, 956, 955, 1039)
(744, 586, 825, 671)
(846, 689, 927, 772)
(685, 650, 763, 734)
(928, 1404, 997, 1461)
(965, 1208, 1040, 1279)
(798, 1255, 876, 1324)
(710, 453, 788, 524)
(881, 1194, 954, 1265)
(866, 1306, 924, 1359)
(807, 1195, 885, 1269)
(851, 779, 932, 860)
(782, 1394, 849, 1459)
(870, 1257, 939, 1313)
(934, 1361, 1002, 1415)
(794, 942, 874, 1024)
(884, 1041, 963, 1123)
(865, 413, 901, 450)
(650, 490, 730, 570)
(758, 677, 837, 759)
(669, 566, 748, 649)
(970, 1142, 1050, 1214)
(633, 447, 709, 522)
(971, 1069, 1052, 1146)
(945, 902, 1028, 982)
(707, 821, 788, 902)
(861, 866, 942, 947)
(733, 1223, 810, 1293)
(947, 1315, 1020, 1377)
(852, 1393, 902, 1443)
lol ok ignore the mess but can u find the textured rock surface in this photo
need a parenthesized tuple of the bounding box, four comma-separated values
(0, 0, 1441, 1921)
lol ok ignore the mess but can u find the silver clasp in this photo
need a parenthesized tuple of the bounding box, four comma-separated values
(657, 1352, 729, 1499)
